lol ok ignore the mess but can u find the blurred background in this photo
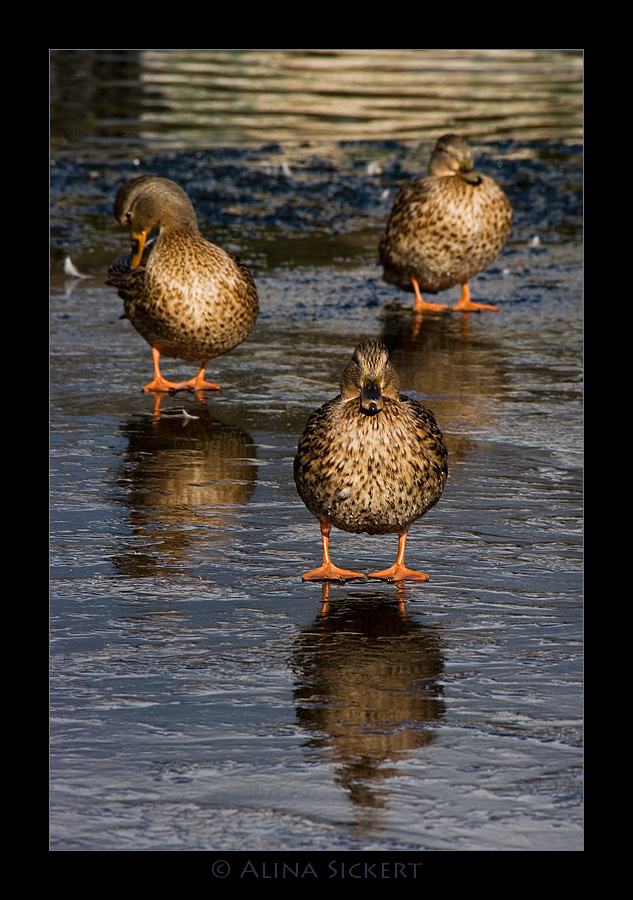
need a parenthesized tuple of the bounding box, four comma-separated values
(50, 48, 582, 154)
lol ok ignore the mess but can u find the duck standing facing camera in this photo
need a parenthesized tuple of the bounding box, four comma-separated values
(294, 340, 448, 582)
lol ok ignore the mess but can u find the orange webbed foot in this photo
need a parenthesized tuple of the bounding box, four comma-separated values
(142, 353, 221, 393)
(302, 522, 364, 581)
(368, 563, 429, 583)
(414, 298, 449, 312)
(142, 377, 220, 393)
(368, 533, 429, 582)
(411, 277, 448, 312)
(177, 376, 221, 392)
(453, 284, 498, 313)
(454, 299, 499, 312)
(176, 362, 221, 392)
(302, 563, 364, 582)
(142, 375, 188, 394)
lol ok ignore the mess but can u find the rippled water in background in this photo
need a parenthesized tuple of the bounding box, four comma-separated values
(50, 50, 583, 854)
(50, 48, 582, 155)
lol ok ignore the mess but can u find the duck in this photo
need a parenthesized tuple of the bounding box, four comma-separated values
(379, 134, 513, 313)
(294, 340, 447, 582)
(107, 174, 259, 393)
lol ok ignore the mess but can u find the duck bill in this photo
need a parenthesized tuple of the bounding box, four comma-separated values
(131, 229, 148, 267)
(459, 167, 483, 186)
(361, 379, 383, 415)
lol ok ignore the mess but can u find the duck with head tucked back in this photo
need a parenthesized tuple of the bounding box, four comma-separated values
(379, 134, 513, 313)
(107, 174, 259, 393)
(294, 340, 448, 582)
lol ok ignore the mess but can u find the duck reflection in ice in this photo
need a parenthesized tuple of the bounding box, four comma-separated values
(292, 588, 445, 814)
(114, 403, 257, 576)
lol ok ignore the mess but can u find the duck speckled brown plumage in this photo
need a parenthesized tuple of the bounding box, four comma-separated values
(294, 340, 448, 581)
(379, 134, 513, 312)
(107, 174, 259, 393)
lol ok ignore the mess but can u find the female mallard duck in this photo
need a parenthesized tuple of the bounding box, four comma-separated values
(107, 175, 258, 393)
(379, 134, 513, 312)
(294, 340, 448, 582)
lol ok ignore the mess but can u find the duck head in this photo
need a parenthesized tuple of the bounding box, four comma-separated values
(428, 133, 483, 186)
(340, 340, 401, 416)
(113, 175, 198, 267)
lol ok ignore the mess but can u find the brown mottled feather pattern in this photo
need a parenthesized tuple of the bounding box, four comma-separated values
(379, 134, 513, 295)
(107, 175, 258, 364)
(294, 341, 447, 537)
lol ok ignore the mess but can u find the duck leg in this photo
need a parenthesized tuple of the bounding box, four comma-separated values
(302, 522, 363, 581)
(453, 283, 498, 312)
(369, 531, 429, 582)
(412, 277, 448, 312)
(142, 349, 221, 393)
